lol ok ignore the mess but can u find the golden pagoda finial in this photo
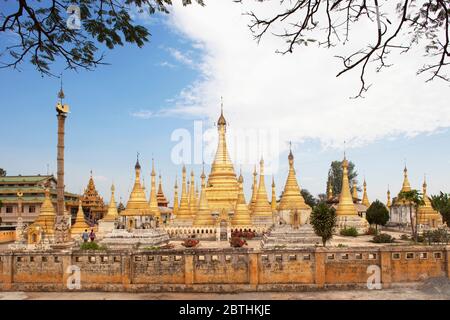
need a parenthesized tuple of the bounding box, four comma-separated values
(193, 163, 214, 226)
(173, 176, 179, 216)
(271, 176, 277, 212)
(335, 154, 358, 216)
(400, 164, 411, 193)
(278, 144, 309, 211)
(176, 164, 192, 221)
(252, 156, 272, 217)
(249, 164, 258, 211)
(361, 177, 370, 207)
(232, 170, 252, 226)
(386, 185, 391, 208)
(327, 177, 333, 200)
(102, 184, 119, 222)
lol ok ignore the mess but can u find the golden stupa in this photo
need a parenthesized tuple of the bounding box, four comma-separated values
(188, 170, 197, 217)
(121, 157, 153, 216)
(335, 156, 359, 216)
(205, 104, 239, 212)
(249, 165, 258, 212)
(386, 187, 391, 208)
(193, 167, 215, 226)
(32, 188, 56, 235)
(71, 199, 90, 234)
(417, 177, 442, 227)
(232, 171, 252, 225)
(361, 179, 370, 207)
(252, 158, 272, 217)
(271, 177, 277, 212)
(176, 165, 193, 221)
(278, 146, 310, 211)
(172, 178, 179, 216)
(102, 184, 119, 222)
(148, 159, 161, 219)
(156, 174, 169, 207)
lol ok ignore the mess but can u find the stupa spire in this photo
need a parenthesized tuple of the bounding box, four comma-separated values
(335, 155, 358, 216)
(156, 173, 168, 207)
(386, 186, 391, 208)
(71, 198, 90, 234)
(193, 165, 214, 226)
(351, 180, 358, 200)
(271, 176, 277, 212)
(102, 184, 119, 221)
(148, 158, 160, 219)
(249, 164, 258, 211)
(361, 178, 370, 207)
(122, 157, 152, 217)
(176, 165, 191, 220)
(278, 145, 309, 211)
(173, 177, 179, 217)
(232, 171, 252, 225)
(33, 188, 56, 235)
(252, 157, 272, 217)
(401, 165, 412, 193)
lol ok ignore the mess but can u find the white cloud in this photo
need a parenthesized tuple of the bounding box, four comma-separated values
(157, 61, 176, 68)
(161, 1, 450, 158)
(130, 110, 155, 119)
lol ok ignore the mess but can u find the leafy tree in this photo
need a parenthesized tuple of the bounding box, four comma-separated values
(327, 160, 358, 196)
(0, 168, 6, 176)
(301, 189, 317, 208)
(398, 190, 425, 242)
(246, 0, 450, 97)
(366, 200, 390, 231)
(310, 203, 336, 247)
(0, 0, 204, 75)
(317, 193, 328, 204)
(431, 192, 450, 226)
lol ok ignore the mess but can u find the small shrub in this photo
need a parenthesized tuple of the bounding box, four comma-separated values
(340, 227, 358, 237)
(143, 246, 160, 250)
(80, 242, 107, 250)
(366, 227, 378, 236)
(337, 243, 347, 248)
(400, 234, 410, 241)
(423, 228, 449, 244)
(230, 236, 247, 248)
(372, 233, 395, 243)
(182, 239, 199, 248)
(231, 230, 256, 240)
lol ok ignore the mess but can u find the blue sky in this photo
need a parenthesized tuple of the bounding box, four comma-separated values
(0, 1, 449, 205)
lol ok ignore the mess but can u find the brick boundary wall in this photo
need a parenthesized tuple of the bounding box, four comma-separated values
(0, 246, 449, 292)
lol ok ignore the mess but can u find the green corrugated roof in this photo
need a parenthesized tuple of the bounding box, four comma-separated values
(0, 175, 54, 183)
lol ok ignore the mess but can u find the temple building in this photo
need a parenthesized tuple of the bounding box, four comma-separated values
(334, 155, 368, 233)
(389, 167, 415, 226)
(0, 175, 78, 226)
(389, 168, 442, 229)
(81, 172, 107, 222)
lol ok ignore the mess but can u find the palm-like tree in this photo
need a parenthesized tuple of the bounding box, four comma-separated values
(398, 190, 425, 242)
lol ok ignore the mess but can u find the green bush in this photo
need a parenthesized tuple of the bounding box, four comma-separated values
(423, 229, 449, 244)
(80, 242, 107, 250)
(372, 233, 395, 243)
(340, 227, 358, 237)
